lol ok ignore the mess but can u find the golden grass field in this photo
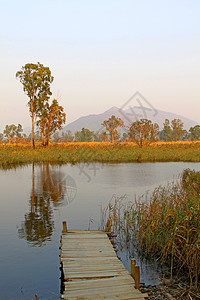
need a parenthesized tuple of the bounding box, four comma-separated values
(1, 140, 200, 168)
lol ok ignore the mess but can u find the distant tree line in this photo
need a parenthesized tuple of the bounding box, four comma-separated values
(51, 116, 200, 146)
(1, 115, 200, 146)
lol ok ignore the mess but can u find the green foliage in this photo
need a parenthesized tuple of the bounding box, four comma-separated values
(171, 118, 185, 141)
(160, 118, 188, 141)
(101, 115, 124, 143)
(61, 130, 74, 142)
(16, 62, 53, 110)
(75, 128, 95, 142)
(189, 125, 200, 141)
(160, 119, 172, 141)
(16, 62, 54, 148)
(93, 130, 106, 142)
(3, 124, 23, 143)
(37, 99, 66, 146)
(129, 118, 159, 147)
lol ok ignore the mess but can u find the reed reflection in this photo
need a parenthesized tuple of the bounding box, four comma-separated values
(18, 163, 77, 246)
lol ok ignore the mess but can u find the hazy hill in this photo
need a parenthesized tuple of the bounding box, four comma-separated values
(63, 106, 198, 133)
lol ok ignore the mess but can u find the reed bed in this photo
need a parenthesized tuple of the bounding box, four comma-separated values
(1, 141, 200, 168)
(103, 169, 200, 289)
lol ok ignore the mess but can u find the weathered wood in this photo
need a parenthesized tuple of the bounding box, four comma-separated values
(131, 258, 136, 279)
(64, 276, 135, 290)
(62, 221, 67, 233)
(64, 284, 146, 298)
(60, 229, 146, 299)
(135, 266, 140, 290)
(63, 296, 147, 300)
(63, 265, 127, 271)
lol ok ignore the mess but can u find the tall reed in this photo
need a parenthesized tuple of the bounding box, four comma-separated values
(104, 169, 200, 289)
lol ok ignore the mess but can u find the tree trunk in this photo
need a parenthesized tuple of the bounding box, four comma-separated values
(139, 137, 143, 147)
(45, 138, 49, 146)
(31, 102, 35, 149)
(42, 128, 45, 146)
(45, 133, 49, 146)
(111, 133, 114, 143)
(32, 119, 35, 148)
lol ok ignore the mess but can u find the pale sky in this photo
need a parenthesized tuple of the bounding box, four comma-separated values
(0, 0, 200, 132)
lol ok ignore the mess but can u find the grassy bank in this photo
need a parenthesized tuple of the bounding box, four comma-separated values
(104, 169, 200, 289)
(0, 141, 200, 168)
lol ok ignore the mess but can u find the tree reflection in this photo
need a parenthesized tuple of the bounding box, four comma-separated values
(18, 195, 54, 246)
(40, 163, 66, 206)
(18, 163, 76, 247)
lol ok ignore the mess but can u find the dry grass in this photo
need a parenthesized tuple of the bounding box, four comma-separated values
(104, 169, 200, 289)
(0, 141, 200, 168)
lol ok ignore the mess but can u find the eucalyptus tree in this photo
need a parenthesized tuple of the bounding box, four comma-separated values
(101, 115, 124, 143)
(16, 62, 54, 148)
(75, 128, 94, 142)
(162, 119, 172, 141)
(129, 119, 159, 147)
(4, 124, 23, 143)
(61, 130, 74, 142)
(37, 99, 66, 146)
(94, 130, 106, 142)
(171, 118, 184, 141)
(189, 125, 200, 141)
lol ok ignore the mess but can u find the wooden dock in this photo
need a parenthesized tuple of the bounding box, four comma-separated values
(60, 225, 148, 299)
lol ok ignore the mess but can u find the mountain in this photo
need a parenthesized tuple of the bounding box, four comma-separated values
(63, 107, 121, 133)
(62, 106, 198, 133)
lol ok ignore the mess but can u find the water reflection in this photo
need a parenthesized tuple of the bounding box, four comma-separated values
(1, 162, 200, 299)
(18, 163, 77, 246)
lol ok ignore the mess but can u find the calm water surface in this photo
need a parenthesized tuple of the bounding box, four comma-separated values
(0, 162, 200, 299)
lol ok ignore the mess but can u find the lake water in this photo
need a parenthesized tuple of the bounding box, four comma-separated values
(1, 162, 200, 299)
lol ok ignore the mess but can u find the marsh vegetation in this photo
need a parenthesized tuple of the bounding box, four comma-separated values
(103, 169, 200, 296)
(1, 141, 200, 168)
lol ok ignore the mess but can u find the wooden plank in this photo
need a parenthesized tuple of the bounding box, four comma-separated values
(64, 271, 130, 280)
(61, 248, 117, 252)
(61, 253, 117, 257)
(63, 261, 123, 267)
(63, 265, 126, 271)
(62, 244, 116, 248)
(64, 296, 148, 300)
(62, 231, 108, 237)
(63, 264, 127, 270)
(63, 270, 129, 277)
(64, 276, 135, 290)
(62, 257, 120, 264)
(60, 230, 147, 300)
(61, 247, 116, 251)
(61, 257, 120, 263)
(63, 284, 145, 298)
(64, 230, 106, 233)
(61, 239, 108, 244)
